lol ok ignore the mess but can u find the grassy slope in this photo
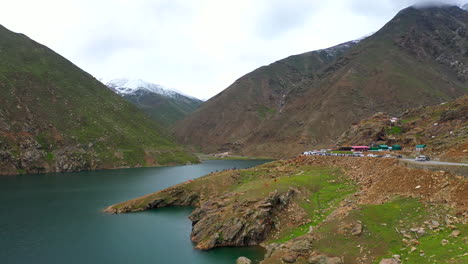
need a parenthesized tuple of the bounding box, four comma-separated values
(0, 25, 197, 174)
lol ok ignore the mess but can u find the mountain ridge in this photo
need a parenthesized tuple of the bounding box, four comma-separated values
(107, 78, 203, 126)
(175, 5, 468, 158)
(0, 24, 198, 175)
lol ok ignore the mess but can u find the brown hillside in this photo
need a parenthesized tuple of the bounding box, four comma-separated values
(338, 95, 468, 162)
(175, 5, 468, 158)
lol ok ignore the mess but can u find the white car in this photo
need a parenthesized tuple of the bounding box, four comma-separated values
(384, 154, 392, 158)
(415, 155, 428, 161)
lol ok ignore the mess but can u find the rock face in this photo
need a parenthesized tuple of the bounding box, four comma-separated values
(190, 189, 295, 249)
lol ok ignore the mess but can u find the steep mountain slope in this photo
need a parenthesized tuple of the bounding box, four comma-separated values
(0, 25, 197, 175)
(107, 79, 203, 126)
(338, 95, 468, 162)
(175, 5, 468, 158)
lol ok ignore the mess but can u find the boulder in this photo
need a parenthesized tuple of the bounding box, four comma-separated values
(308, 255, 343, 264)
(236, 256, 251, 264)
(351, 222, 363, 236)
(282, 254, 298, 263)
(379, 258, 400, 264)
(450, 230, 461, 237)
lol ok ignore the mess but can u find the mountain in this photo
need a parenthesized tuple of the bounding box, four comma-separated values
(175, 5, 468, 157)
(107, 78, 203, 126)
(337, 95, 467, 162)
(0, 25, 198, 175)
(463, 3, 468, 11)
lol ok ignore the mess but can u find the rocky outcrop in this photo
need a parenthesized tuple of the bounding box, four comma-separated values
(236, 257, 252, 264)
(105, 186, 199, 214)
(190, 189, 296, 249)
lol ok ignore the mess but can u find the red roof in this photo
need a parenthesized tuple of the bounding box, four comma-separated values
(351, 146, 370, 148)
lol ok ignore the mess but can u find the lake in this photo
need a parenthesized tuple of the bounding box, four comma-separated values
(0, 160, 270, 264)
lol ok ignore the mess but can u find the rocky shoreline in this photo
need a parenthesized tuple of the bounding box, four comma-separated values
(106, 156, 467, 263)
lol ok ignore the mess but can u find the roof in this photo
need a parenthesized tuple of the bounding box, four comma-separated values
(392, 145, 401, 147)
(415, 144, 427, 148)
(351, 146, 370, 148)
(379, 145, 389, 147)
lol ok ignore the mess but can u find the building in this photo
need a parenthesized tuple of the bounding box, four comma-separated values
(415, 144, 426, 151)
(351, 146, 370, 152)
(392, 145, 402, 150)
(379, 145, 389, 150)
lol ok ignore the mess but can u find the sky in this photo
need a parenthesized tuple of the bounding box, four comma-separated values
(1, 0, 466, 99)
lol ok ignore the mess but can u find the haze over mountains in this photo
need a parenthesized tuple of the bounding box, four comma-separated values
(107, 78, 203, 126)
(176, 4, 468, 158)
(0, 25, 197, 175)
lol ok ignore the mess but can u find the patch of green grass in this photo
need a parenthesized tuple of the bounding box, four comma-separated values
(386, 126, 403, 135)
(381, 223, 467, 264)
(313, 197, 428, 262)
(401, 116, 419, 124)
(257, 105, 276, 120)
(268, 167, 356, 243)
(45, 152, 54, 162)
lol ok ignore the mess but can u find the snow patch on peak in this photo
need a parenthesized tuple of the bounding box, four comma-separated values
(106, 78, 198, 100)
(315, 32, 375, 58)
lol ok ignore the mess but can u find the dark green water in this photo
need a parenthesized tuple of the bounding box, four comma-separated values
(0, 160, 270, 264)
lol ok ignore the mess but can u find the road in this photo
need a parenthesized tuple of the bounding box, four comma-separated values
(402, 158, 468, 167)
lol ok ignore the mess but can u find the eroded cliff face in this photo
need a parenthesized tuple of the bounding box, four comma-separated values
(106, 156, 467, 263)
(189, 189, 295, 249)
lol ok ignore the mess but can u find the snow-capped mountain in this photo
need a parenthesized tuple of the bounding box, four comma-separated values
(106, 78, 193, 99)
(106, 78, 203, 126)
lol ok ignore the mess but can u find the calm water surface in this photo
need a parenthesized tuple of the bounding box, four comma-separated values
(0, 160, 270, 264)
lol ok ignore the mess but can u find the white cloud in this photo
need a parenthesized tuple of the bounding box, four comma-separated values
(1, 0, 465, 99)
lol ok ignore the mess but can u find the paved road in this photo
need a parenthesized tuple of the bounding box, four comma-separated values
(402, 158, 468, 167)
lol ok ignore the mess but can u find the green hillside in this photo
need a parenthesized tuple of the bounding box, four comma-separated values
(0, 25, 198, 175)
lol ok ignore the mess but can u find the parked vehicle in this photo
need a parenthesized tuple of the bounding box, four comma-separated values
(384, 154, 392, 158)
(415, 155, 428, 161)
(396, 155, 403, 159)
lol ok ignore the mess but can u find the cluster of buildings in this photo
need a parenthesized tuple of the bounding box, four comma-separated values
(339, 144, 427, 152)
(302, 144, 427, 156)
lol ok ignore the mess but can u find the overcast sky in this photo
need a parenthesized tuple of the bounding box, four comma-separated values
(1, 0, 465, 99)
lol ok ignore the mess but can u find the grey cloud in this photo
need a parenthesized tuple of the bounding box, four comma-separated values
(255, 0, 325, 39)
(347, 0, 464, 18)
